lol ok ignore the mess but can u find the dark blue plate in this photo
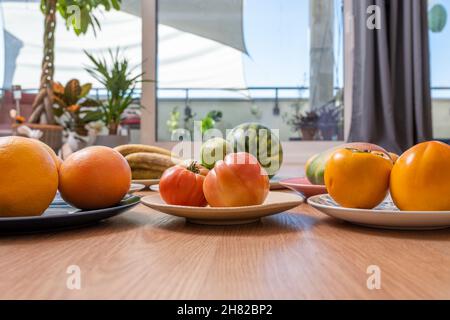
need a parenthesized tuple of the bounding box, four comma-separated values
(0, 194, 140, 234)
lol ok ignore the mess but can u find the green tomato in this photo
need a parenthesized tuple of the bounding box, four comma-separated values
(200, 138, 232, 169)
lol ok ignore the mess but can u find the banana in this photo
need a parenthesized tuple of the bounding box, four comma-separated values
(131, 169, 164, 180)
(114, 144, 174, 158)
(125, 152, 179, 170)
(129, 164, 169, 172)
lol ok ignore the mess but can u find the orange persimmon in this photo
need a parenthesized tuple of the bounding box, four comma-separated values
(324, 148, 393, 209)
(390, 141, 450, 211)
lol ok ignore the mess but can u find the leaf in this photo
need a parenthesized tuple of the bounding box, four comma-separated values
(82, 110, 105, 123)
(53, 95, 67, 109)
(64, 79, 81, 105)
(80, 98, 102, 107)
(57, 0, 121, 36)
(80, 83, 92, 98)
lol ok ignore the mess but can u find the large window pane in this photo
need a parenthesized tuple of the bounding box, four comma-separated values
(157, 0, 344, 142)
(429, 0, 450, 141)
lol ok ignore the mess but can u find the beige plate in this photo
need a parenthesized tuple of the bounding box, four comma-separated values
(131, 179, 160, 188)
(129, 183, 146, 194)
(141, 192, 304, 225)
(308, 194, 450, 230)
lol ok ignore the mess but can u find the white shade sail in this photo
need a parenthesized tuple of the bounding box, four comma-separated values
(0, 0, 247, 90)
(122, 0, 247, 53)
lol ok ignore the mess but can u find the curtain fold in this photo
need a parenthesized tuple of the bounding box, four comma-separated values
(349, 0, 433, 153)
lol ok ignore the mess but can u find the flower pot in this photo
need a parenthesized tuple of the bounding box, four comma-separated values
(300, 127, 318, 141)
(13, 123, 63, 152)
(319, 124, 337, 141)
(74, 125, 89, 137)
(94, 135, 129, 148)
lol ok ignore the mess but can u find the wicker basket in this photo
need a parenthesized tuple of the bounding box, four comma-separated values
(12, 123, 63, 152)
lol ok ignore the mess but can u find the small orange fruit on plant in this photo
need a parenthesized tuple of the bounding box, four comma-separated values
(59, 146, 131, 210)
(0, 136, 59, 217)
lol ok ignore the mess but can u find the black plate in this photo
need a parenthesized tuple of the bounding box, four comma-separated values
(0, 194, 140, 234)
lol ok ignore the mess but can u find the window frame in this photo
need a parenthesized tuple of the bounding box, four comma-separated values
(140, 0, 353, 165)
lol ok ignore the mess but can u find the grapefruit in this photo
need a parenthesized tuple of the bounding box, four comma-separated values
(59, 146, 131, 210)
(0, 136, 58, 217)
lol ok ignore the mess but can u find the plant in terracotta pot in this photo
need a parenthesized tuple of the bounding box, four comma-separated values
(298, 111, 320, 140)
(52, 79, 100, 136)
(317, 102, 343, 141)
(83, 49, 148, 147)
(283, 103, 319, 141)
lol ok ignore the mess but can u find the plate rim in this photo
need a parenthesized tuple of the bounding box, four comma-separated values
(308, 194, 450, 215)
(0, 195, 141, 222)
(279, 177, 327, 189)
(141, 191, 304, 212)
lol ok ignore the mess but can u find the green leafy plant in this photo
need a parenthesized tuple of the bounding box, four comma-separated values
(84, 49, 149, 135)
(167, 107, 181, 134)
(52, 79, 100, 135)
(201, 110, 223, 133)
(29, 0, 122, 124)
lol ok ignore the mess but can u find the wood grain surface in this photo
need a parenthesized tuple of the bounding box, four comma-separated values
(1, 190, 450, 300)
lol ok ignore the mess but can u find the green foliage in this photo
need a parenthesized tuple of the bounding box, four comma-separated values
(201, 110, 223, 133)
(84, 48, 150, 132)
(167, 107, 181, 133)
(52, 79, 100, 132)
(41, 0, 122, 36)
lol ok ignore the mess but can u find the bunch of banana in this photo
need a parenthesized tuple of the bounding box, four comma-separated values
(114, 144, 179, 180)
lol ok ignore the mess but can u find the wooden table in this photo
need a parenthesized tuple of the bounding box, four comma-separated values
(1, 189, 450, 300)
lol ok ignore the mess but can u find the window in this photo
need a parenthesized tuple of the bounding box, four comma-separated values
(156, 0, 345, 142)
(429, 0, 450, 141)
(0, 0, 141, 91)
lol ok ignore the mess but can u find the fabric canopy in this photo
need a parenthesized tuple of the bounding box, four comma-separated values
(122, 0, 247, 53)
(0, 0, 247, 90)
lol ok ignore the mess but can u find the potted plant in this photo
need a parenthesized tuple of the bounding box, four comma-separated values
(283, 104, 319, 141)
(52, 79, 100, 137)
(84, 49, 149, 147)
(298, 111, 320, 140)
(317, 102, 343, 140)
(26, 0, 121, 151)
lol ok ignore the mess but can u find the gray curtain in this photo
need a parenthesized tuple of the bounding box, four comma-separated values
(349, 0, 433, 153)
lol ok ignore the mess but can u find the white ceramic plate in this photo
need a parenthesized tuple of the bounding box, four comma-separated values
(308, 194, 450, 230)
(131, 179, 160, 188)
(141, 192, 304, 225)
(129, 183, 146, 194)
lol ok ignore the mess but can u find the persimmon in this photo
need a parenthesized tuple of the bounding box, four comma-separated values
(324, 148, 393, 209)
(390, 141, 450, 211)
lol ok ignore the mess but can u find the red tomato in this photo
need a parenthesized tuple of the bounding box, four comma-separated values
(203, 152, 270, 207)
(159, 162, 208, 207)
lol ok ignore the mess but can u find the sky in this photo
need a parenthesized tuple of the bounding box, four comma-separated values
(242, 0, 343, 89)
(429, 0, 450, 97)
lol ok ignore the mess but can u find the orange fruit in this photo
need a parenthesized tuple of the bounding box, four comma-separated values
(59, 146, 131, 210)
(34, 139, 63, 170)
(0, 136, 59, 217)
(390, 141, 450, 211)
